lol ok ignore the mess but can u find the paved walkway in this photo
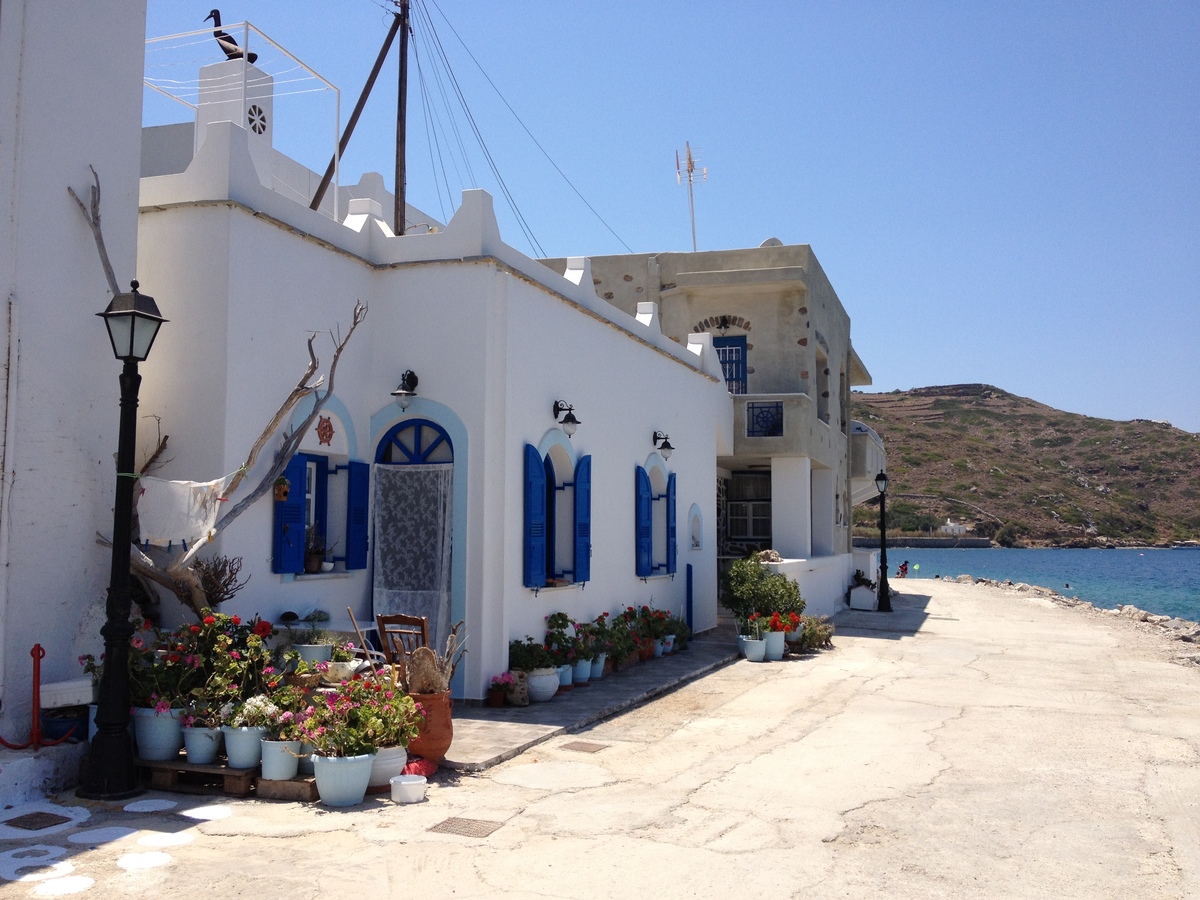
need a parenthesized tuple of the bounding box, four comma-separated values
(1, 580, 1197, 899)
(446, 636, 738, 770)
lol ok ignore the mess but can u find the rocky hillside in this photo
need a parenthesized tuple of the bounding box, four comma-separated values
(851, 385, 1200, 546)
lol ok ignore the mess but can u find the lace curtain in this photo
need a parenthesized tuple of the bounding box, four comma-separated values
(372, 464, 453, 651)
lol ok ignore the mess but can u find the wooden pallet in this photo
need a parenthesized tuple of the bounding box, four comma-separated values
(255, 776, 318, 802)
(136, 756, 256, 797)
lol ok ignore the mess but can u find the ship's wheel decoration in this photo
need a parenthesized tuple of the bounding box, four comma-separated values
(247, 104, 267, 134)
(316, 415, 335, 446)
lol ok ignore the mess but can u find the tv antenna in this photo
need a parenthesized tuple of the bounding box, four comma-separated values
(676, 141, 707, 252)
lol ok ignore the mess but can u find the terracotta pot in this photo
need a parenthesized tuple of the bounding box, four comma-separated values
(639, 639, 654, 662)
(407, 690, 453, 764)
(274, 483, 289, 502)
(486, 688, 506, 708)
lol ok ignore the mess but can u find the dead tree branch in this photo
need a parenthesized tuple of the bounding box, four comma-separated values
(67, 165, 120, 296)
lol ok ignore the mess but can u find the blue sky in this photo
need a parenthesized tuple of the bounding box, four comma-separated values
(146, 1, 1200, 432)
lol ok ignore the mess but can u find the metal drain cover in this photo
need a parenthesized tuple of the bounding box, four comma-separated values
(428, 817, 503, 838)
(561, 741, 608, 753)
(4, 812, 72, 831)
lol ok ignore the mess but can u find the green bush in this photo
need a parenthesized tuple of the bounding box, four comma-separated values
(721, 556, 805, 620)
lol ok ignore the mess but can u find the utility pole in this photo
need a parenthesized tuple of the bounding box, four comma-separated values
(394, 0, 410, 236)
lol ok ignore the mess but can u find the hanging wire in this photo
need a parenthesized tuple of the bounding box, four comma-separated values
(423, 0, 633, 253)
(410, 0, 544, 255)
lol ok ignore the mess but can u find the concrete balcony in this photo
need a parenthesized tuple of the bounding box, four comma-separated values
(850, 420, 886, 505)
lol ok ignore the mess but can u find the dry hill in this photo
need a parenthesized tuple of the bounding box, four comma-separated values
(852, 384, 1200, 546)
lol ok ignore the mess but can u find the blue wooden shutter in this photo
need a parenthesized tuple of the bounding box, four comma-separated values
(666, 472, 677, 575)
(635, 466, 652, 577)
(544, 455, 556, 580)
(573, 455, 592, 584)
(345, 460, 369, 570)
(272, 454, 307, 573)
(523, 444, 547, 588)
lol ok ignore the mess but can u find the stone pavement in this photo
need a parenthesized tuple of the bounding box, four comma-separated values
(1, 579, 1197, 899)
(445, 635, 739, 771)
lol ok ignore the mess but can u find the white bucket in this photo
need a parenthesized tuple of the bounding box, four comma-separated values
(390, 774, 427, 804)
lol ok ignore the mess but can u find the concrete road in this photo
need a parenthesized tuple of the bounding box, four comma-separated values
(3, 579, 1198, 899)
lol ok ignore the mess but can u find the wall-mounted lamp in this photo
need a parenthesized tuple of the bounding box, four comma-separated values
(390, 369, 419, 410)
(552, 400, 580, 437)
(652, 430, 674, 460)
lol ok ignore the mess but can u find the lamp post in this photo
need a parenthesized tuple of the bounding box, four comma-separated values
(78, 281, 166, 800)
(875, 470, 892, 613)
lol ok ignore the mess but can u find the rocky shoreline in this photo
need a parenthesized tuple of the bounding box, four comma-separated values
(946, 574, 1200, 667)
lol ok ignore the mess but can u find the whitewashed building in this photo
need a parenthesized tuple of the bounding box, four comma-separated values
(0, 3, 735, 750)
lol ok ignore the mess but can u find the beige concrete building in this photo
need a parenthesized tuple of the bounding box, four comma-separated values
(547, 241, 886, 616)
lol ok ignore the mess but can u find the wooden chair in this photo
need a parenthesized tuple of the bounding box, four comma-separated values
(375, 614, 429, 665)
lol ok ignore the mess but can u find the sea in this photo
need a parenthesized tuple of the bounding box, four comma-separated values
(890, 547, 1200, 623)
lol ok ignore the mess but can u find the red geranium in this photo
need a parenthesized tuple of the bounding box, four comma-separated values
(203, 615, 216, 625)
(252, 620, 272, 637)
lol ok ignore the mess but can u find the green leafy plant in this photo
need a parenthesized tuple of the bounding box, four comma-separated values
(299, 676, 422, 757)
(508, 636, 554, 671)
(721, 556, 806, 619)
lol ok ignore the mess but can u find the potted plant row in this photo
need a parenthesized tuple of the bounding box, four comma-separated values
(81, 608, 425, 807)
(501, 604, 692, 705)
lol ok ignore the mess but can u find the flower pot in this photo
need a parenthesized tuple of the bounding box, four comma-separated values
(573, 658, 592, 685)
(183, 726, 223, 765)
(132, 707, 184, 761)
(652, 639, 664, 658)
(525, 668, 559, 703)
(639, 640, 654, 662)
(486, 688, 506, 708)
(764, 630, 786, 661)
(260, 739, 301, 780)
(274, 482, 290, 502)
(589, 652, 607, 680)
(294, 644, 333, 665)
(297, 741, 316, 775)
(324, 660, 358, 683)
(313, 752, 375, 807)
(368, 745, 408, 790)
(556, 664, 574, 691)
(407, 690, 453, 763)
(737, 634, 747, 657)
(304, 551, 325, 574)
(390, 774, 427, 804)
(221, 724, 268, 769)
(743, 638, 767, 662)
(505, 670, 530, 707)
(663, 635, 676, 654)
(88, 703, 99, 743)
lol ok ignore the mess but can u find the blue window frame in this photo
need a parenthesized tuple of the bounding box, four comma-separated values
(273, 452, 368, 573)
(713, 336, 747, 394)
(524, 445, 591, 588)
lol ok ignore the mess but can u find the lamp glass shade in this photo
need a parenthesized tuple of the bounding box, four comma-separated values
(98, 286, 166, 362)
(875, 471, 889, 494)
(561, 412, 579, 436)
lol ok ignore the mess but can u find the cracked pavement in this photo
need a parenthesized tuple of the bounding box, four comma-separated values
(2, 578, 1197, 898)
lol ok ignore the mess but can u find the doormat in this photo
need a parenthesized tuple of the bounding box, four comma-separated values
(3, 812, 72, 831)
(561, 741, 608, 753)
(428, 817, 503, 838)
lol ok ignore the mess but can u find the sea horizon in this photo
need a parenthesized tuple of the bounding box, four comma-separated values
(887, 546, 1200, 623)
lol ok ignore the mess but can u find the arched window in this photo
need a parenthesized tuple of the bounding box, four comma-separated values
(376, 419, 453, 465)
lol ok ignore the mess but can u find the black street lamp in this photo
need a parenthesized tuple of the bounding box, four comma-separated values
(875, 470, 892, 613)
(78, 281, 166, 800)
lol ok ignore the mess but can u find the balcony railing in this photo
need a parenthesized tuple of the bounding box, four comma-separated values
(746, 402, 784, 437)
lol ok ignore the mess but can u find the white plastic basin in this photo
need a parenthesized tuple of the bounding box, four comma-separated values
(390, 774, 427, 804)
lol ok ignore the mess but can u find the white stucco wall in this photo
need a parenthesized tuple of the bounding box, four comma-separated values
(136, 118, 731, 698)
(0, 1, 147, 732)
